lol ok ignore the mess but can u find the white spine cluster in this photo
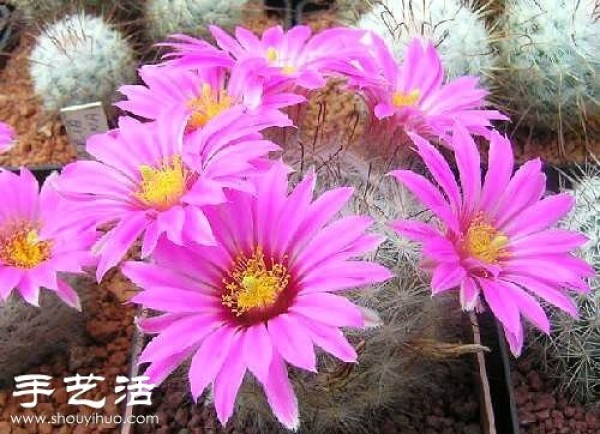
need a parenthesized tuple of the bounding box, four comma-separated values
(145, 0, 247, 41)
(497, 0, 600, 132)
(536, 169, 600, 402)
(356, 0, 497, 80)
(29, 13, 137, 113)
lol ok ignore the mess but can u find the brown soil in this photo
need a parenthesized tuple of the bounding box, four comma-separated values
(513, 354, 600, 434)
(0, 270, 138, 434)
(0, 35, 75, 168)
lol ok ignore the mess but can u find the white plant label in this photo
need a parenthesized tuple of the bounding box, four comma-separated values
(60, 102, 109, 158)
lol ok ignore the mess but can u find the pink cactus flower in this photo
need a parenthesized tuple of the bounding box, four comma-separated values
(162, 25, 366, 91)
(348, 34, 506, 138)
(123, 162, 392, 429)
(116, 64, 303, 133)
(0, 122, 15, 153)
(0, 169, 96, 308)
(390, 126, 593, 356)
(57, 112, 290, 281)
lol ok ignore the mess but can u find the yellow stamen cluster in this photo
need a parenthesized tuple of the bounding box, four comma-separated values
(222, 246, 290, 317)
(464, 215, 509, 264)
(265, 46, 295, 75)
(392, 89, 421, 108)
(186, 83, 234, 131)
(134, 155, 188, 210)
(0, 226, 51, 268)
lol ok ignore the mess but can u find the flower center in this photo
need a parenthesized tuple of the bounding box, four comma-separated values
(0, 226, 51, 268)
(222, 246, 290, 317)
(464, 216, 509, 264)
(266, 47, 295, 75)
(392, 89, 420, 108)
(186, 83, 233, 132)
(134, 155, 188, 211)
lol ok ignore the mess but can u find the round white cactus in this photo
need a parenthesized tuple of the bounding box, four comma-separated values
(535, 169, 600, 402)
(355, 0, 497, 80)
(29, 13, 137, 113)
(145, 0, 247, 41)
(497, 0, 600, 133)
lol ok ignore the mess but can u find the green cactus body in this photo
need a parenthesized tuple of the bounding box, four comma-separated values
(355, 0, 497, 80)
(535, 169, 600, 402)
(145, 0, 247, 41)
(29, 13, 137, 113)
(497, 0, 600, 134)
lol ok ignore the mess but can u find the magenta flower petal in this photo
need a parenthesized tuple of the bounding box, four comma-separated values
(0, 169, 95, 306)
(459, 278, 480, 311)
(57, 114, 283, 280)
(410, 133, 461, 209)
(127, 164, 389, 428)
(390, 219, 441, 242)
(263, 353, 299, 430)
(349, 34, 506, 137)
(0, 122, 15, 153)
(0, 267, 23, 299)
(391, 133, 593, 356)
(243, 323, 273, 382)
(504, 282, 551, 334)
(451, 125, 481, 213)
(479, 278, 521, 337)
(504, 193, 575, 237)
(479, 131, 514, 212)
(291, 293, 364, 328)
(431, 263, 467, 295)
(214, 334, 247, 425)
(390, 170, 459, 232)
(300, 316, 358, 363)
(268, 313, 316, 372)
(189, 327, 237, 401)
(505, 275, 579, 319)
(139, 315, 222, 364)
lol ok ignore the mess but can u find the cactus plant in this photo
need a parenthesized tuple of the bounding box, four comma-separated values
(227, 151, 471, 433)
(355, 0, 498, 80)
(496, 0, 600, 134)
(535, 167, 600, 403)
(8, 0, 132, 24)
(28, 13, 137, 113)
(145, 0, 247, 41)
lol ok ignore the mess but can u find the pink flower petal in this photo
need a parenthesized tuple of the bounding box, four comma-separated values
(504, 193, 575, 237)
(478, 278, 521, 336)
(55, 279, 81, 310)
(267, 314, 316, 372)
(390, 170, 459, 232)
(139, 315, 223, 364)
(95, 213, 147, 281)
(290, 293, 364, 328)
(479, 131, 514, 213)
(451, 124, 481, 215)
(0, 266, 23, 300)
(130, 288, 218, 313)
(459, 277, 480, 311)
(502, 280, 550, 334)
(410, 132, 461, 209)
(297, 314, 358, 363)
(262, 352, 299, 430)
(213, 333, 247, 425)
(431, 263, 466, 294)
(510, 229, 589, 257)
(504, 275, 579, 319)
(189, 326, 237, 401)
(390, 219, 441, 242)
(243, 323, 273, 383)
